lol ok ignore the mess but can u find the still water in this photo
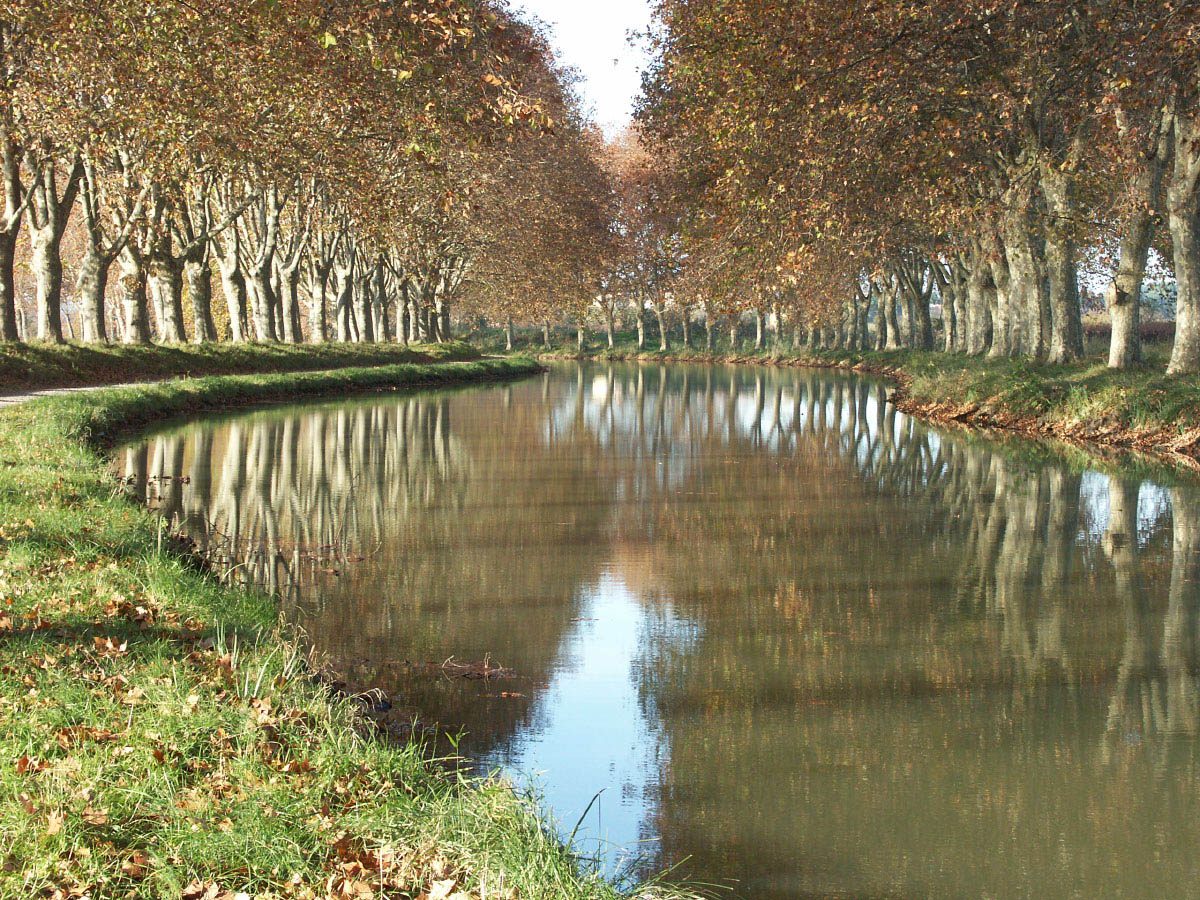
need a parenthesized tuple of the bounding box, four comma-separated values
(119, 363, 1200, 900)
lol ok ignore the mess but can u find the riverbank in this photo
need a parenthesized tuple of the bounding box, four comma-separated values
(0, 341, 480, 394)
(0, 357, 688, 900)
(519, 342, 1200, 467)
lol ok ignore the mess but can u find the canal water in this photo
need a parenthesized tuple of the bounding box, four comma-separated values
(118, 363, 1200, 900)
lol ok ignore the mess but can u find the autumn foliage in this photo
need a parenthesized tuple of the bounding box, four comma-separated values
(618, 0, 1200, 372)
(0, 1, 611, 349)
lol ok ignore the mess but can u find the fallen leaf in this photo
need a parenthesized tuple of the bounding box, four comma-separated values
(81, 805, 108, 825)
(181, 880, 221, 900)
(92, 636, 128, 657)
(46, 809, 64, 834)
(120, 851, 149, 879)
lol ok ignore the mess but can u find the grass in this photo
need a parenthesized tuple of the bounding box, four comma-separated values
(0, 357, 692, 900)
(484, 326, 1200, 459)
(0, 341, 481, 393)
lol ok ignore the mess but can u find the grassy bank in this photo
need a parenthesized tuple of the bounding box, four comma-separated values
(0, 357, 686, 900)
(497, 330, 1200, 463)
(0, 340, 480, 393)
(827, 348, 1200, 457)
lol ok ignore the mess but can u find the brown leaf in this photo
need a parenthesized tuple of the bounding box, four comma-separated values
(120, 851, 150, 879)
(92, 635, 128, 657)
(81, 805, 108, 825)
(249, 697, 276, 725)
(181, 880, 221, 900)
(46, 809, 64, 835)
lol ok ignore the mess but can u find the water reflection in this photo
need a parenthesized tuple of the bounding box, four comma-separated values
(120, 363, 1200, 900)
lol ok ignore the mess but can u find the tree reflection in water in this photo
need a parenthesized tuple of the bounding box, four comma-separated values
(121, 363, 1200, 900)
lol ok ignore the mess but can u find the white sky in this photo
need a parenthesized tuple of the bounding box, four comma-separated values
(509, 0, 654, 135)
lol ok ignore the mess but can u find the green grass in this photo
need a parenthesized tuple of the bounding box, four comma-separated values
(0, 357, 692, 900)
(795, 348, 1200, 445)
(486, 326, 1200, 457)
(0, 340, 481, 393)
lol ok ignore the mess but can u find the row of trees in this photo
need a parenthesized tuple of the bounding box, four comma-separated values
(0, 1, 612, 346)
(24, 3, 1200, 373)
(553, 0, 1200, 372)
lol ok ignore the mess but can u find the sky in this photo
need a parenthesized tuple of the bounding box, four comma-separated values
(509, 0, 654, 135)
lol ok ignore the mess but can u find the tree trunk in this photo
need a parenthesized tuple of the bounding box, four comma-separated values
(1001, 188, 1050, 358)
(278, 266, 301, 344)
(576, 326, 585, 352)
(224, 270, 248, 343)
(393, 285, 409, 345)
(408, 299, 421, 342)
(913, 288, 934, 350)
(373, 262, 389, 342)
(1167, 113, 1200, 374)
(0, 229, 16, 342)
(874, 285, 888, 350)
(148, 252, 186, 343)
(1108, 147, 1170, 369)
(681, 309, 692, 348)
(357, 276, 375, 344)
(902, 291, 916, 347)
(187, 253, 216, 343)
(754, 310, 764, 350)
(307, 270, 329, 344)
(965, 248, 992, 355)
(30, 226, 65, 342)
(941, 280, 956, 352)
(655, 304, 669, 351)
(1041, 165, 1085, 364)
(987, 241, 1016, 359)
(76, 244, 110, 343)
(424, 303, 440, 342)
(1106, 219, 1153, 370)
(214, 234, 247, 343)
(605, 308, 615, 348)
(635, 301, 646, 350)
(247, 266, 277, 341)
(505, 317, 514, 351)
(542, 321, 551, 348)
(28, 157, 82, 344)
(118, 248, 151, 344)
(884, 283, 902, 350)
(270, 269, 286, 341)
(334, 265, 354, 343)
(949, 263, 969, 352)
(0, 129, 22, 342)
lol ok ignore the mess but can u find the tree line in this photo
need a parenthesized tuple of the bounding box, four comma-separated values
(522, 1, 1200, 372)
(0, 1, 611, 346)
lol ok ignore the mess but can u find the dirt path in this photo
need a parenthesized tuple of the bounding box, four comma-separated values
(0, 382, 150, 406)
